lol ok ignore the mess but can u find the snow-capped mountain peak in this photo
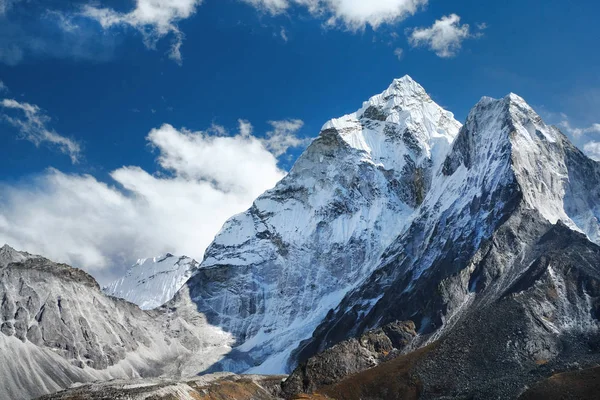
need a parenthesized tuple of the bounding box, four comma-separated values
(452, 93, 600, 243)
(104, 254, 199, 310)
(321, 75, 460, 174)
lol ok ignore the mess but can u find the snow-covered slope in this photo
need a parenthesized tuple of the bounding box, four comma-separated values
(104, 254, 199, 310)
(168, 76, 461, 374)
(0, 246, 232, 400)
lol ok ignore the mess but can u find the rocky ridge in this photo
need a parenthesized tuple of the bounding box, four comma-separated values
(0, 246, 232, 400)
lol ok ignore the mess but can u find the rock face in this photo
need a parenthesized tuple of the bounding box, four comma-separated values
(169, 76, 462, 373)
(281, 320, 416, 397)
(0, 246, 232, 400)
(103, 254, 199, 310)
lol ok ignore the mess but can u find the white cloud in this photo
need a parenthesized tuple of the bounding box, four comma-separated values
(394, 47, 404, 60)
(0, 120, 306, 283)
(244, 0, 428, 30)
(407, 14, 478, 58)
(584, 141, 600, 161)
(80, 0, 203, 64)
(0, 80, 7, 92)
(559, 120, 600, 138)
(1, 99, 81, 163)
(262, 119, 305, 156)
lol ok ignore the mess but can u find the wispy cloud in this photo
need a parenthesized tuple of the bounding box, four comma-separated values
(0, 11, 117, 66)
(0, 0, 19, 16)
(559, 120, 600, 138)
(0, 80, 7, 93)
(407, 14, 483, 58)
(78, 0, 203, 65)
(537, 106, 600, 162)
(0, 99, 81, 163)
(280, 27, 288, 42)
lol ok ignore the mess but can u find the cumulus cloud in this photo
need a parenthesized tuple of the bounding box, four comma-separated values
(0, 119, 307, 283)
(80, 0, 203, 64)
(243, 0, 428, 30)
(1, 99, 81, 163)
(584, 141, 600, 161)
(407, 14, 480, 58)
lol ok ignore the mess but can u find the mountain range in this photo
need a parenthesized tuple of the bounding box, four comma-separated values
(2, 76, 600, 400)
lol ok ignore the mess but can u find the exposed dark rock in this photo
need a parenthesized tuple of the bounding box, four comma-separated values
(282, 321, 416, 397)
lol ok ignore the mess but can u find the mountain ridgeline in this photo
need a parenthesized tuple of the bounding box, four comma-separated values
(2, 76, 600, 399)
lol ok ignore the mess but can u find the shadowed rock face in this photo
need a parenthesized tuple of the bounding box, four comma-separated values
(282, 321, 416, 397)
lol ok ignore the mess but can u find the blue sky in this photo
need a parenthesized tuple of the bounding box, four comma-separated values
(1, 0, 599, 282)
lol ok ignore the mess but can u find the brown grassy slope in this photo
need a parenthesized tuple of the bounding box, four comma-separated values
(518, 366, 600, 400)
